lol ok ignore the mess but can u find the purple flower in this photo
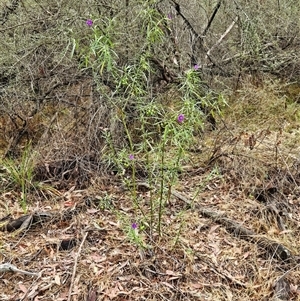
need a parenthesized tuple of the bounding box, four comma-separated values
(177, 114, 185, 123)
(129, 154, 134, 160)
(167, 13, 173, 20)
(86, 19, 93, 27)
(131, 223, 138, 230)
(194, 64, 199, 71)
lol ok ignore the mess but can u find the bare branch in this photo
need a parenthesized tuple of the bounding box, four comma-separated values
(202, 0, 222, 36)
(205, 16, 238, 59)
(0, 263, 40, 277)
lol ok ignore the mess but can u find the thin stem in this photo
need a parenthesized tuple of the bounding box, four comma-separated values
(158, 122, 169, 236)
(120, 110, 137, 200)
(146, 150, 154, 237)
(120, 109, 147, 220)
(158, 139, 165, 236)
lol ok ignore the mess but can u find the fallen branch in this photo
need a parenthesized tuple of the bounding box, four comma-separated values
(0, 263, 40, 277)
(136, 182, 293, 262)
(198, 208, 291, 261)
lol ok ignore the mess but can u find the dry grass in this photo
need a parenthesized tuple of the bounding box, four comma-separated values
(1, 79, 300, 301)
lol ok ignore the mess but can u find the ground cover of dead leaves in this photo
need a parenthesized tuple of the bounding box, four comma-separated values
(1, 128, 300, 301)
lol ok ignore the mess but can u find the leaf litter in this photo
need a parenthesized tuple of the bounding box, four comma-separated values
(1, 130, 300, 300)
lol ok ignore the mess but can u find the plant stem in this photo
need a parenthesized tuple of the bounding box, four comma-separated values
(158, 137, 165, 236)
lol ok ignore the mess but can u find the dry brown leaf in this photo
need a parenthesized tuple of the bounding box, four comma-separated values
(90, 253, 107, 263)
(290, 283, 298, 293)
(87, 208, 99, 214)
(64, 200, 75, 208)
(243, 251, 251, 259)
(27, 284, 39, 299)
(104, 286, 119, 299)
(55, 274, 61, 285)
(87, 289, 97, 301)
(165, 270, 182, 277)
(209, 224, 221, 234)
(189, 282, 205, 289)
(18, 283, 27, 294)
(162, 281, 174, 289)
(208, 241, 220, 255)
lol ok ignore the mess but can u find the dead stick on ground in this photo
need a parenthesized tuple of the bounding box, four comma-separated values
(67, 232, 88, 301)
(0, 263, 40, 276)
(136, 182, 293, 262)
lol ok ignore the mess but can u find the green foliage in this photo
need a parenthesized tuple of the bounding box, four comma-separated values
(98, 193, 114, 210)
(82, 17, 118, 74)
(127, 222, 146, 249)
(1, 143, 35, 211)
(139, 7, 165, 44)
(73, 6, 228, 240)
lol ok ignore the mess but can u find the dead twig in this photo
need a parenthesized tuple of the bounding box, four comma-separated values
(206, 16, 238, 59)
(67, 231, 88, 301)
(136, 182, 293, 262)
(0, 263, 40, 277)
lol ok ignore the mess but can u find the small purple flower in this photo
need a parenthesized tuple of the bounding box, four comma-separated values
(86, 19, 93, 27)
(167, 13, 173, 20)
(131, 223, 138, 230)
(194, 64, 199, 71)
(177, 114, 185, 123)
(129, 154, 134, 160)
